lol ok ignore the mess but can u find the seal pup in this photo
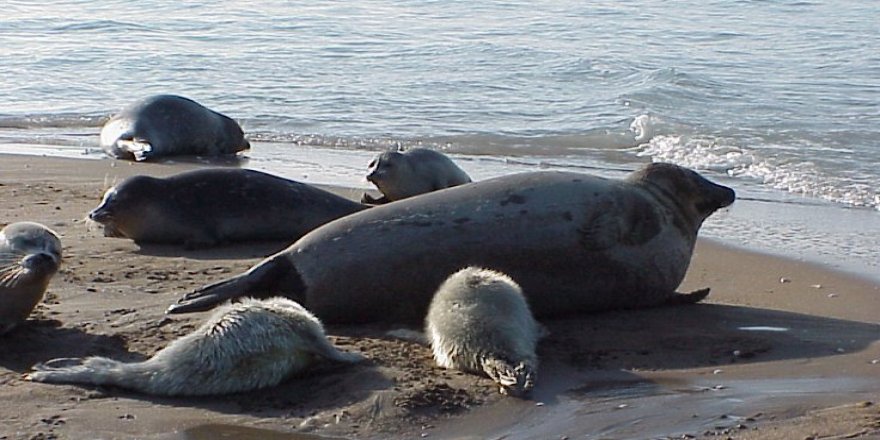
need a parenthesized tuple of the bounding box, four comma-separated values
(0, 222, 62, 335)
(100, 94, 250, 161)
(27, 297, 363, 396)
(89, 168, 367, 248)
(426, 267, 540, 397)
(361, 148, 472, 204)
(169, 162, 734, 324)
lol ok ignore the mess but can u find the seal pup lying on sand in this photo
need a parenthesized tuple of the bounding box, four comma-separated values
(0, 222, 62, 335)
(89, 168, 367, 248)
(170, 163, 734, 324)
(100, 94, 250, 161)
(27, 297, 363, 396)
(426, 267, 540, 397)
(361, 148, 472, 204)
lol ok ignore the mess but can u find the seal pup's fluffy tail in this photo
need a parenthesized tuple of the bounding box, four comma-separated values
(167, 254, 305, 314)
(28, 297, 362, 396)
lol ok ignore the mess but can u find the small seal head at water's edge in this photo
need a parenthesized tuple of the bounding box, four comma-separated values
(361, 148, 472, 204)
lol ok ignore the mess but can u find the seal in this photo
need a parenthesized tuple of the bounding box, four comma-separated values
(0, 222, 62, 335)
(426, 267, 540, 397)
(169, 162, 734, 324)
(89, 168, 367, 248)
(100, 94, 250, 161)
(361, 148, 472, 204)
(26, 297, 364, 396)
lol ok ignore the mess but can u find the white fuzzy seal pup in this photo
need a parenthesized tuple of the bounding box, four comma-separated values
(426, 267, 540, 397)
(361, 148, 472, 204)
(0, 222, 62, 335)
(27, 297, 363, 396)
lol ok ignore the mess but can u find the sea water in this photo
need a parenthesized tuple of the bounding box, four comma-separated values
(0, 0, 877, 277)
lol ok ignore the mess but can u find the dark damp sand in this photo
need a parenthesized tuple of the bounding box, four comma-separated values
(0, 154, 878, 440)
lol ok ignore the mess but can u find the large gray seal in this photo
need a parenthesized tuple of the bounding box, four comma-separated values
(0, 222, 62, 335)
(100, 94, 250, 161)
(426, 267, 540, 397)
(27, 297, 363, 396)
(361, 148, 472, 204)
(168, 163, 735, 324)
(89, 168, 367, 248)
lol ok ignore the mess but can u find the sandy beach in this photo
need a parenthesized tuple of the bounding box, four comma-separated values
(1, 154, 878, 440)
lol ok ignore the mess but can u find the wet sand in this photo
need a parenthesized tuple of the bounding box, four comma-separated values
(1, 154, 878, 440)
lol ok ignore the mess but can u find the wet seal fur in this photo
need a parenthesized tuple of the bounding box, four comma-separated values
(426, 267, 540, 397)
(170, 163, 734, 324)
(27, 297, 363, 396)
(89, 168, 367, 248)
(100, 94, 250, 161)
(361, 148, 472, 204)
(0, 222, 62, 335)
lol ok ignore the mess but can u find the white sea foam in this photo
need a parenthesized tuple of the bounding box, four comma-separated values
(636, 133, 879, 211)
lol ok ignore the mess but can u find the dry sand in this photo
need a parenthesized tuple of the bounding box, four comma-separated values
(0, 154, 878, 440)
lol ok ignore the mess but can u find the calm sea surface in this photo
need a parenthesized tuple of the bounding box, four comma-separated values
(0, 0, 877, 277)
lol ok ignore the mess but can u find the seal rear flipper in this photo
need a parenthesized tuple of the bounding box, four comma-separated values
(115, 139, 153, 161)
(26, 356, 125, 386)
(481, 358, 536, 397)
(665, 287, 711, 305)
(167, 255, 303, 314)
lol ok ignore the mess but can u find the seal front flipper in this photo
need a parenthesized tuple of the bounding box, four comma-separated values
(167, 255, 304, 314)
(115, 138, 153, 161)
(664, 288, 711, 306)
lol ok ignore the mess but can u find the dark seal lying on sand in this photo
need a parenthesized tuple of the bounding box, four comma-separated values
(89, 168, 367, 248)
(170, 163, 734, 324)
(100, 94, 250, 161)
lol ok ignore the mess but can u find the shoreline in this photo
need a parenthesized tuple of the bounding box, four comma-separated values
(1, 153, 878, 439)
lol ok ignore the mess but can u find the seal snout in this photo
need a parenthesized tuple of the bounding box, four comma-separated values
(21, 252, 60, 271)
(88, 206, 112, 223)
(698, 181, 736, 215)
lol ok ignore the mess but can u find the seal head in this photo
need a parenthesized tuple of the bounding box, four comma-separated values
(0, 222, 62, 335)
(629, 162, 736, 232)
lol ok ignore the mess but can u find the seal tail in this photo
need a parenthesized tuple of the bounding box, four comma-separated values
(481, 358, 536, 397)
(167, 254, 304, 314)
(665, 287, 711, 306)
(321, 347, 366, 364)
